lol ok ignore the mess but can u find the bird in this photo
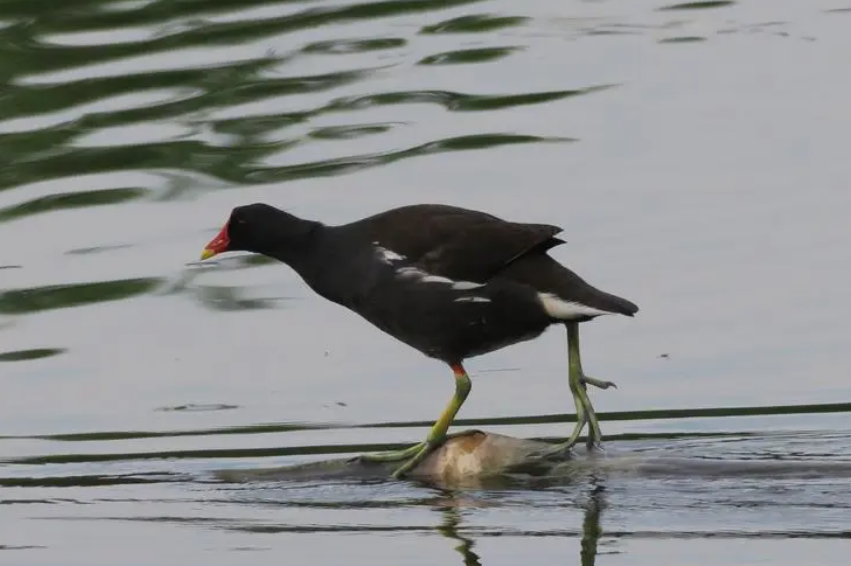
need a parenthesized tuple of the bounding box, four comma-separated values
(199, 203, 638, 478)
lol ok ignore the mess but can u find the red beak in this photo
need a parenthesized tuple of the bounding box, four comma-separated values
(200, 222, 230, 260)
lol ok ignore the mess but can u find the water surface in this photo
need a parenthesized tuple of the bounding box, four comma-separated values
(2, 0, 851, 564)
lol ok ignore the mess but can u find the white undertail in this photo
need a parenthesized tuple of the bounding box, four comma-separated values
(538, 293, 615, 320)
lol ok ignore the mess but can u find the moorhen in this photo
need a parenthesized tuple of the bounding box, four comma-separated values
(200, 203, 638, 478)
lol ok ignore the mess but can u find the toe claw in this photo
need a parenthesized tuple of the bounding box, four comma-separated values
(581, 375, 618, 390)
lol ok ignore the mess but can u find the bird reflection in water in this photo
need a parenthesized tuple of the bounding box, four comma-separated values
(580, 481, 607, 566)
(433, 491, 482, 566)
(431, 479, 607, 566)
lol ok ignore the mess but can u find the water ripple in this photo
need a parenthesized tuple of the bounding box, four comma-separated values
(1, 0, 840, 561)
(326, 85, 616, 112)
(244, 133, 572, 184)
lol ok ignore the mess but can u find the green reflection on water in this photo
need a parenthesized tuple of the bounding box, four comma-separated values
(0, 347, 66, 362)
(659, 36, 707, 43)
(327, 86, 616, 113)
(309, 123, 397, 140)
(0, 0, 573, 198)
(302, 37, 407, 54)
(0, 278, 161, 315)
(0, 0, 487, 75)
(0, 187, 147, 222)
(418, 46, 523, 66)
(658, 1, 736, 10)
(244, 133, 571, 184)
(420, 14, 530, 34)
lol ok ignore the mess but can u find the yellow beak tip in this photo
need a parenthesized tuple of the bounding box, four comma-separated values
(200, 249, 216, 261)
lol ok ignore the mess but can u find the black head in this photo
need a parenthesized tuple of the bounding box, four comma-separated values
(200, 203, 319, 262)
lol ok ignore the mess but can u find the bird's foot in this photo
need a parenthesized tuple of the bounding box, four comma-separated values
(581, 375, 617, 390)
(390, 437, 444, 479)
(358, 441, 426, 464)
(540, 412, 588, 459)
(585, 436, 605, 453)
(357, 437, 446, 479)
(542, 436, 605, 460)
(549, 387, 607, 457)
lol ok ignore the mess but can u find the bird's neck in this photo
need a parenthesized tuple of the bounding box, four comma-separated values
(263, 218, 324, 269)
(276, 224, 364, 307)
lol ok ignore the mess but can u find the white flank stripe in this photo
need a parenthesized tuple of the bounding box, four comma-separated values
(451, 281, 485, 290)
(395, 266, 485, 290)
(375, 246, 406, 264)
(538, 293, 614, 319)
(454, 296, 491, 303)
(396, 266, 425, 279)
(420, 274, 456, 284)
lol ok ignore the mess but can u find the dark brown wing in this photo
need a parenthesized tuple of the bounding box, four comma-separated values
(346, 203, 638, 317)
(417, 221, 564, 282)
(349, 204, 565, 283)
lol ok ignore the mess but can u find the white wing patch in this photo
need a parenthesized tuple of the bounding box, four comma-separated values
(454, 296, 491, 303)
(538, 293, 614, 320)
(375, 246, 406, 264)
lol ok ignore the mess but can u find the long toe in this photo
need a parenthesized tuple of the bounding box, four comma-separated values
(549, 409, 588, 456)
(359, 441, 426, 463)
(390, 443, 438, 479)
(582, 375, 617, 390)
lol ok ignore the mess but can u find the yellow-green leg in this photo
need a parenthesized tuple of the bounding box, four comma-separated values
(360, 363, 472, 479)
(561, 355, 589, 449)
(558, 322, 609, 452)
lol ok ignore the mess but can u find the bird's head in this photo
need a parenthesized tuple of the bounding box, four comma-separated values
(200, 203, 318, 262)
